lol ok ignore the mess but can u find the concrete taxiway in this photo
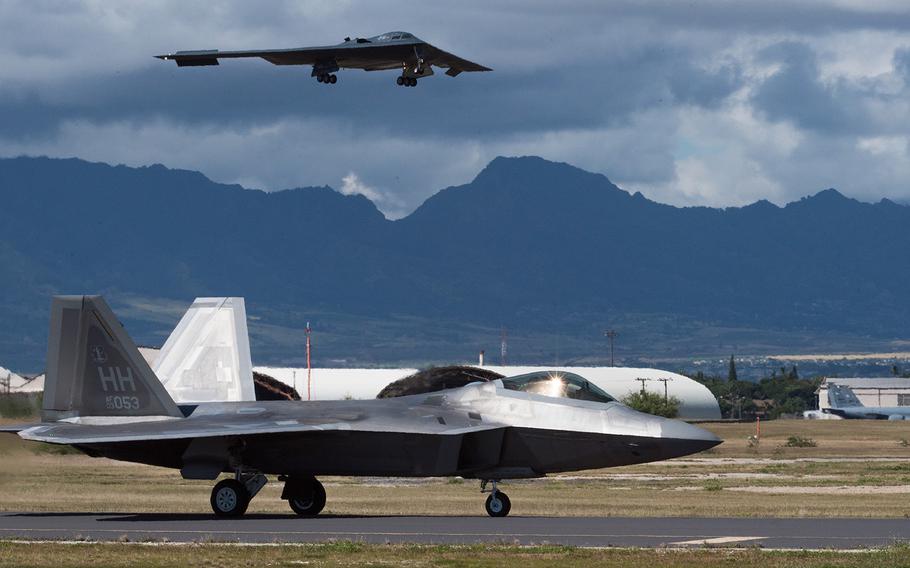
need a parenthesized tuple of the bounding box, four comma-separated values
(0, 513, 908, 549)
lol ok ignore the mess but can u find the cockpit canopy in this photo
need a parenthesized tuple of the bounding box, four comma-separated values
(501, 371, 616, 404)
(375, 31, 415, 42)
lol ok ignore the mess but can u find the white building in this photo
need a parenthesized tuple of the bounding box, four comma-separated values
(1, 366, 44, 394)
(817, 377, 910, 410)
(254, 365, 722, 420)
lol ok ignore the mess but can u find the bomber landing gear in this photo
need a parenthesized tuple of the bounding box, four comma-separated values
(210, 472, 267, 517)
(481, 479, 511, 517)
(280, 475, 327, 517)
(316, 73, 337, 84)
(396, 76, 417, 87)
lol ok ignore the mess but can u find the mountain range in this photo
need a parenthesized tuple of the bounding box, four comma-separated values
(1, 155, 908, 373)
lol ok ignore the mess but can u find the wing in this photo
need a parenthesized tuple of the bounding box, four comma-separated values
(155, 46, 343, 67)
(19, 402, 505, 445)
(425, 47, 492, 76)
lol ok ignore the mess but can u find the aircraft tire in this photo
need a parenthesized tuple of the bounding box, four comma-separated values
(210, 479, 250, 517)
(485, 492, 511, 517)
(329, 74, 337, 84)
(396, 76, 405, 86)
(408, 77, 417, 87)
(288, 478, 327, 517)
(317, 74, 324, 83)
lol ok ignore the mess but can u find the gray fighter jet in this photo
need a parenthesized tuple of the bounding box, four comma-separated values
(155, 31, 491, 87)
(3, 296, 720, 517)
(824, 383, 910, 420)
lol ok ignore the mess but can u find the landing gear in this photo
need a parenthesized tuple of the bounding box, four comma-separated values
(281, 475, 327, 517)
(396, 76, 417, 87)
(481, 480, 511, 517)
(316, 73, 337, 84)
(210, 471, 268, 517)
(211, 479, 249, 517)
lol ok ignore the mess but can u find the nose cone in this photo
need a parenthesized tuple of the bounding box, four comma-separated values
(657, 418, 722, 459)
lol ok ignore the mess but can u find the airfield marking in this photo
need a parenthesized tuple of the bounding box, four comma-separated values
(669, 536, 765, 546)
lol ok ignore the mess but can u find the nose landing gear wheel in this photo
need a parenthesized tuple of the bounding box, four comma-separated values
(210, 479, 251, 517)
(485, 491, 511, 517)
(285, 477, 327, 516)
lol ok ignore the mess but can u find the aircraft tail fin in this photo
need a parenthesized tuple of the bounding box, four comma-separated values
(828, 383, 863, 409)
(153, 297, 255, 403)
(43, 296, 183, 422)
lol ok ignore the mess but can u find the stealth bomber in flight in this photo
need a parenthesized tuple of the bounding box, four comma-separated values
(4, 296, 720, 517)
(156, 31, 491, 87)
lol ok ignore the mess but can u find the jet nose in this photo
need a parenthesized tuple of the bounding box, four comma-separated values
(657, 418, 723, 458)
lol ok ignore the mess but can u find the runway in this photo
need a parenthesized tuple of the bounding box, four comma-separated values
(0, 513, 908, 549)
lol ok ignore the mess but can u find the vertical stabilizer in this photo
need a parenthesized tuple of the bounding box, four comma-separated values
(43, 296, 183, 421)
(154, 297, 255, 403)
(828, 383, 863, 409)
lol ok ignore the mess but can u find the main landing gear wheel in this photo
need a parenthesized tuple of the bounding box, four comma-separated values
(317, 73, 337, 84)
(485, 491, 511, 517)
(283, 476, 327, 517)
(210, 479, 250, 517)
(396, 76, 417, 87)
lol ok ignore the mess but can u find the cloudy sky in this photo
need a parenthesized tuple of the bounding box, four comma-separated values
(1, 1, 909, 217)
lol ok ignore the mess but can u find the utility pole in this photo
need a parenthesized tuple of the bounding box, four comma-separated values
(657, 377, 673, 401)
(500, 327, 508, 366)
(635, 377, 652, 394)
(305, 322, 312, 401)
(603, 330, 618, 367)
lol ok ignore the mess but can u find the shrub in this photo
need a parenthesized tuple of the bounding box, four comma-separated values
(621, 391, 681, 418)
(784, 435, 817, 448)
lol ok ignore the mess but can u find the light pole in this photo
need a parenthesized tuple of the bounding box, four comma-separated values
(603, 330, 618, 367)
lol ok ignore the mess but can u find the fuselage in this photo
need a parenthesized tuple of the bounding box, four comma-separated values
(66, 381, 720, 479)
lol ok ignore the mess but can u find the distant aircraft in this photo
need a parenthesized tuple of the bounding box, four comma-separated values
(156, 31, 491, 87)
(825, 383, 910, 420)
(2, 296, 719, 517)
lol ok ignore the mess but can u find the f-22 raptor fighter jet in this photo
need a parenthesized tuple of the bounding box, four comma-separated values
(156, 31, 491, 87)
(3, 296, 720, 517)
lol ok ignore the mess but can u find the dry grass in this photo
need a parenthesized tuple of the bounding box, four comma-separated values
(1, 420, 910, 518)
(0, 542, 908, 568)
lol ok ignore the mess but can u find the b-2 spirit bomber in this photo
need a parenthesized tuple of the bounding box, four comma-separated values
(3, 296, 720, 517)
(156, 31, 491, 87)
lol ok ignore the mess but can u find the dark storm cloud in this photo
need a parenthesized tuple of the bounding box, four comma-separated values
(751, 40, 910, 137)
(751, 42, 854, 134)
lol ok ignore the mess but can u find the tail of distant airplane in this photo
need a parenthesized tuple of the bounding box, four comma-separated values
(42, 296, 183, 422)
(153, 297, 255, 403)
(827, 383, 863, 409)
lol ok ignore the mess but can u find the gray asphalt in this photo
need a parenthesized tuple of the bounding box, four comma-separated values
(0, 513, 908, 548)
